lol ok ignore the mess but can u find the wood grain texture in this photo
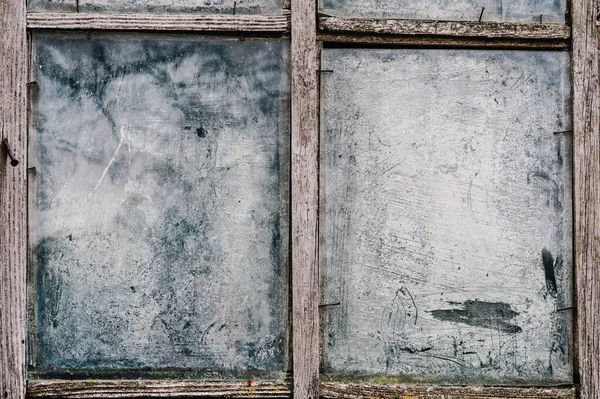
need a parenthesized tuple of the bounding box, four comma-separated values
(319, 382, 576, 399)
(572, 0, 600, 398)
(28, 380, 291, 398)
(27, 11, 291, 32)
(318, 33, 569, 49)
(0, 0, 28, 398)
(291, 0, 319, 397)
(318, 16, 570, 40)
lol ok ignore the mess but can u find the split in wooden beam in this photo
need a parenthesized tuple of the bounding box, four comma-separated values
(319, 16, 570, 43)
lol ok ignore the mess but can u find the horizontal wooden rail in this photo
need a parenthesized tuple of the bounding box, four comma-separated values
(317, 33, 569, 49)
(319, 382, 576, 399)
(27, 12, 290, 32)
(28, 380, 291, 398)
(319, 16, 570, 41)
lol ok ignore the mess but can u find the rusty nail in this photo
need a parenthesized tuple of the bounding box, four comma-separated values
(319, 302, 341, 308)
(557, 306, 575, 312)
(2, 139, 19, 167)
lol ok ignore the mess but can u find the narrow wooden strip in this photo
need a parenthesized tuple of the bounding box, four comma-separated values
(319, 16, 570, 40)
(318, 32, 569, 49)
(28, 380, 291, 398)
(291, 0, 319, 397)
(319, 382, 576, 399)
(0, 0, 28, 398)
(572, 0, 600, 398)
(27, 12, 290, 32)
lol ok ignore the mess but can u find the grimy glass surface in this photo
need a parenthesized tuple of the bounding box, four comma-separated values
(28, 33, 289, 377)
(320, 49, 572, 384)
(28, 0, 281, 15)
(319, 0, 565, 23)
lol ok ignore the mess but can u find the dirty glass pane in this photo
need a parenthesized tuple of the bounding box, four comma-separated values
(320, 49, 572, 385)
(319, 0, 565, 23)
(28, 0, 281, 15)
(28, 33, 289, 378)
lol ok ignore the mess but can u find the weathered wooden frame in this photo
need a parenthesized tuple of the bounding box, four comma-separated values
(1, 0, 599, 397)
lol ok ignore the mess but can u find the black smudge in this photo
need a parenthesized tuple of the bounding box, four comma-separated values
(542, 248, 558, 297)
(429, 299, 522, 334)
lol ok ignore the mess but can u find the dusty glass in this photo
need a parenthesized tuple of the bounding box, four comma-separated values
(28, 0, 281, 15)
(28, 33, 289, 378)
(319, 0, 566, 23)
(320, 48, 573, 385)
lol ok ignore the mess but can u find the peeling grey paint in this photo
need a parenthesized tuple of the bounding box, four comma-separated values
(28, 0, 281, 15)
(319, 0, 566, 23)
(29, 33, 289, 376)
(320, 49, 572, 384)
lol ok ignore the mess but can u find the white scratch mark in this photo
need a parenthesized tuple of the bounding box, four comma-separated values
(94, 125, 127, 190)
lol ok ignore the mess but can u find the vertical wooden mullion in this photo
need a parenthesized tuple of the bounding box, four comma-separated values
(291, 0, 319, 396)
(572, 0, 600, 397)
(0, 0, 28, 397)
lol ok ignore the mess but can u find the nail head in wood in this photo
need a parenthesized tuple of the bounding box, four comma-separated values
(2, 139, 20, 167)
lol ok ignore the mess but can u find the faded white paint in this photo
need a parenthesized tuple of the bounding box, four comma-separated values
(320, 49, 572, 384)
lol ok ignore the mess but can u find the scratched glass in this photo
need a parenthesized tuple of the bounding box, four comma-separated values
(27, 0, 281, 15)
(28, 33, 289, 378)
(320, 49, 573, 384)
(319, 0, 566, 23)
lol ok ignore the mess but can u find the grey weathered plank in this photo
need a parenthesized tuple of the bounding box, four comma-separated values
(0, 0, 28, 398)
(27, 11, 290, 32)
(319, 382, 576, 398)
(572, 0, 600, 398)
(28, 380, 291, 398)
(291, 0, 319, 397)
(318, 16, 570, 40)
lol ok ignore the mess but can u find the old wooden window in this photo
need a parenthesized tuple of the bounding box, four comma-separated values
(1, 0, 599, 398)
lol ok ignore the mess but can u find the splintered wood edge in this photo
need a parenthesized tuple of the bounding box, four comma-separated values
(27, 380, 292, 398)
(27, 11, 291, 32)
(319, 16, 570, 41)
(319, 382, 576, 399)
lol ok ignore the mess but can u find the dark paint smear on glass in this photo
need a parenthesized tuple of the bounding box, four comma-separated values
(429, 300, 522, 334)
(541, 248, 558, 297)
